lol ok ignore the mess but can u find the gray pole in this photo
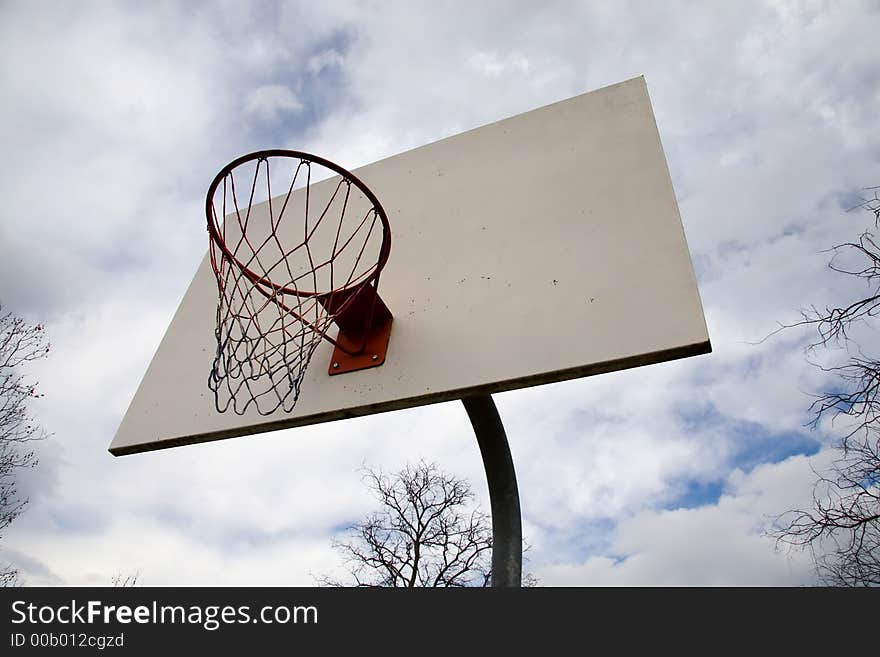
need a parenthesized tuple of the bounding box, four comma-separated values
(462, 394, 522, 587)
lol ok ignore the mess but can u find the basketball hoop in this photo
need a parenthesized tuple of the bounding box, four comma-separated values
(206, 150, 393, 415)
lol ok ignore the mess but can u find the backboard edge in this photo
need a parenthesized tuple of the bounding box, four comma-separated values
(108, 337, 711, 456)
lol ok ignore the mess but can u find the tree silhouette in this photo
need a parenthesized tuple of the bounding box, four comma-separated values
(771, 188, 880, 586)
(321, 461, 511, 587)
(0, 305, 50, 586)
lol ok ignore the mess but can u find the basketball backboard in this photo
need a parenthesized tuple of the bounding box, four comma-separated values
(110, 75, 710, 456)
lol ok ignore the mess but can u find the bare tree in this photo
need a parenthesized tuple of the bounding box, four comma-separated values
(0, 305, 50, 586)
(0, 566, 22, 587)
(321, 462, 499, 587)
(770, 188, 880, 586)
(111, 572, 141, 587)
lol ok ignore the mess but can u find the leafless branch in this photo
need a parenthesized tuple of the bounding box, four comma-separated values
(320, 461, 497, 587)
(111, 572, 141, 587)
(0, 304, 51, 585)
(769, 191, 880, 586)
(770, 427, 880, 586)
(0, 564, 23, 587)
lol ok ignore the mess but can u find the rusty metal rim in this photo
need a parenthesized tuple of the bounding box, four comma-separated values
(205, 149, 392, 299)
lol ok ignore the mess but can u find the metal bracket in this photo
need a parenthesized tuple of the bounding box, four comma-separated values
(328, 315, 393, 375)
(322, 284, 393, 376)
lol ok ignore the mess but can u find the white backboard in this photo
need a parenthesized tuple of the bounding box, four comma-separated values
(110, 76, 710, 456)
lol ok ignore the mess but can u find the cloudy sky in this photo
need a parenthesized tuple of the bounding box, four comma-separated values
(2, 0, 878, 586)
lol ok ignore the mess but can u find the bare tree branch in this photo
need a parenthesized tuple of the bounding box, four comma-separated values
(0, 304, 50, 586)
(771, 430, 880, 586)
(769, 189, 880, 586)
(318, 461, 536, 587)
(111, 571, 141, 587)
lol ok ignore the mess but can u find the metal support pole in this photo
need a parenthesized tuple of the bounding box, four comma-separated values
(462, 394, 522, 587)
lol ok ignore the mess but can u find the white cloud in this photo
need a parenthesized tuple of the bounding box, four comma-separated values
(244, 85, 305, 121)
(307, 49, 344, 75)
(537, 452, 828, 585)
(467, 51, 531, 77)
